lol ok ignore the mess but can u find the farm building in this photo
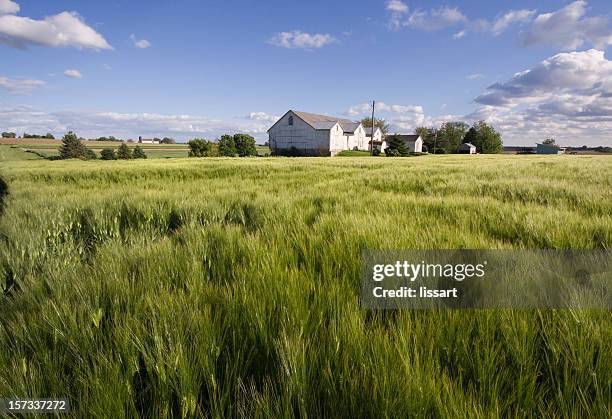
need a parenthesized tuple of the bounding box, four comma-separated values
(381, 135, 423, 153)
(138, 136, 160, 144)
(267, 110, 368, 156)
(457, 143, 477, 154)
(365, 127, 383, 151)
(536, 143, 565, 154)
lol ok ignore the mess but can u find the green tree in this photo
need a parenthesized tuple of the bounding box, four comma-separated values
(59, 131, 88, 159)
(543, 138, 556, 145)
(385, 134, 409, 157)
(83, 147, 97, 160)
(100, 148, 117, 160)
(44, 133, 55, 139)
(360, 117, 390, 135)
(160, 137, 175, 144)
(415, 127, 438, 153)
(117, 143, 133, 159)
(188, 139, 213, 157)
(464, 121, 503, 154)
(1, 132, 16, 138)
(132, 146, 147, 159)
(233, 134, 257, 157)
(218, 135, 236, 157)
(437, 122, 468, 153)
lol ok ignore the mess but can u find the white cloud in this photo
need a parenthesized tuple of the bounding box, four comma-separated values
(470, 49, 612, 145)
(386, 0, 408, 14)
(0, 0, 19, 15)
(130, 34, 151, 49)
(452, 30, 466, 39)
(0, 10, 112, 50)
(0, 75, 45, 94)
(268, 31, 336, 49)
(467, 73, 485, 80)
(63, 69, 82, 78)
(404, 6, 467, 31)
(491, 9, 536, 35)
(524, 1, 612, 50)
(248, 112, 279, 123)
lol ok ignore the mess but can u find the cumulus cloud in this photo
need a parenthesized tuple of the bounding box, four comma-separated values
(0, 10, 112, 50)
(0, 75, 45, 94)
(248, 112, 280, 123)
(268, 31, 336, 49)
(470, 49, 612, 145)
(404, 6, 467, 31)
(63, 69, 82, 78)
(0, 0, 19, 15)
(475, 49, 612, 107)
(491, 9, 536, 35)
(130, 34, 151, 49)
(524, 1, 612, 50)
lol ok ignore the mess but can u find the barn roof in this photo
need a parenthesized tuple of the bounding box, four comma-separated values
(293, 111, 353, 127)
(364, 127, 381, 136)
(340, 122, 361, 133)
(392, 134, 421, 143)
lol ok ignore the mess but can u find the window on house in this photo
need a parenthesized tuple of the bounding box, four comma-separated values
(288, 116, 294, 126)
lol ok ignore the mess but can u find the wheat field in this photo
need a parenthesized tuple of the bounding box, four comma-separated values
(0, 148, 610, 417)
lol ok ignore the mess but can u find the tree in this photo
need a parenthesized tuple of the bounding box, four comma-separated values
(218, 135, 236, 157)
(83, 147, 97, 160)
(385, 134, 409, 157)
(463, 121, 503, 154)
(360, 117, 390, 135)
(132, 146, 147, 159)
(437, 122, 468, 153)
(160, 137, 175, 144)
(543, 138, 556, 145)
(117, 143, 133, 159)
(415, 127, 438, 153)
(100, 148, 117, 160)
(233, 134, 257, 157)
(59, 131, 89, 159)
(188, 139, 213, 157)
(1, 132, 16, 138)
(44, 133, 55, 139)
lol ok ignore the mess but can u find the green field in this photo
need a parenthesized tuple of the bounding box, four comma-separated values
(0, 140, 271, 159)
(0, 147, 610, 417)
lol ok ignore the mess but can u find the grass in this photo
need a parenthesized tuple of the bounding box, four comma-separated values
(0, 152, 610, 417)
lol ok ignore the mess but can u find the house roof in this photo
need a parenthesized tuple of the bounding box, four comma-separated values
(391, 134, 421, 143)
(458, 142, 476, 148)
(340, 122, 361, 133)
(364, 127, 381, 136)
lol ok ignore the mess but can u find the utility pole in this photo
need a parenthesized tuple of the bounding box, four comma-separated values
(433, 129, 438, 155)
(370, 100, 376, 156)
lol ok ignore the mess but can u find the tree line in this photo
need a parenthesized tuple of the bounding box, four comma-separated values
(188, 134, 258, 157)
(57, 132, 147, 160)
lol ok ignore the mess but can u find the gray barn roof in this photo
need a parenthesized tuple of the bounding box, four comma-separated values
(293, 111, 353, 127)
(340, 122, 361, 133)
(364, 127, 381, 136)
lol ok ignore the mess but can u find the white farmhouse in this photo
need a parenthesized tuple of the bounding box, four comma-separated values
(365, 127, 383, 151)
(268, 110, 368, 156)
(381, 135, 423, 153)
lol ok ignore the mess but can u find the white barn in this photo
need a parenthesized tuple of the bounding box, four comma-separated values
(267, 110, 369, 156)
(381, 135, 423, 153)
(365, 127, 383, 151)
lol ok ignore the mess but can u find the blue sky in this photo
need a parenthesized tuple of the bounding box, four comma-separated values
(0, 0, 611, 145)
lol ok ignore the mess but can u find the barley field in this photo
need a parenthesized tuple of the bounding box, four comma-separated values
(0, 147, 610, 418)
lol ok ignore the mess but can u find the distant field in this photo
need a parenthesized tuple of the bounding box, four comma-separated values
(0, 139, 270, 158)
(0, 151, 610, 417)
